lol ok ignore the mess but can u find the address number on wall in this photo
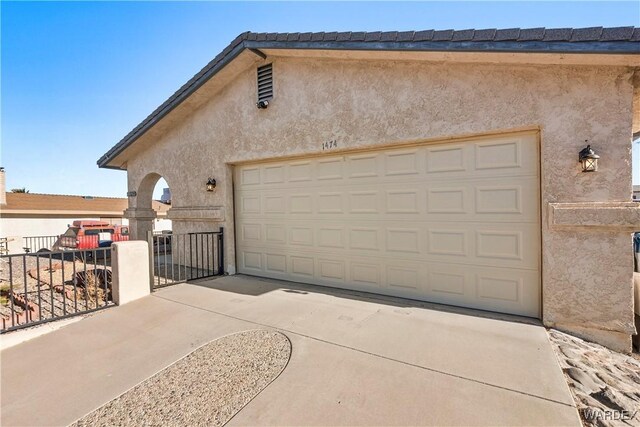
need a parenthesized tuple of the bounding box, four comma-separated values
(322, 140, 338, 150)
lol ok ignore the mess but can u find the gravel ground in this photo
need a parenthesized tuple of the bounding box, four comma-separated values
(548, 329, 640, 427)
(71, 329, 292, 427)
(0, 255, 48, 293)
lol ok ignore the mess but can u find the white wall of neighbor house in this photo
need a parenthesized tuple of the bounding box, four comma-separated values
(153, 218, 172, 231)
(1, 217, 131, 253)
(99, 217, 127, 226)
(0, 217, 100, 238)
(0, 217, 135, 237)
(99, 216, 172, 231)
(123, 56, 639, 352)
(0, 217, 172, 240)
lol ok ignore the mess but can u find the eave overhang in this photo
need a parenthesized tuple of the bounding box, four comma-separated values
(98, 28, 640, 170)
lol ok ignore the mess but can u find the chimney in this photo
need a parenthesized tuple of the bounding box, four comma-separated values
(0, 167, 5, 205)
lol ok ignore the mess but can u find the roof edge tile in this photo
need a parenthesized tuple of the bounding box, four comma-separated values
(98, 26, 640, 168)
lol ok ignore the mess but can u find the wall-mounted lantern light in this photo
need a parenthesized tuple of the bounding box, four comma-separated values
(206, 178, 217, 192)
(579, 143, 599, 172)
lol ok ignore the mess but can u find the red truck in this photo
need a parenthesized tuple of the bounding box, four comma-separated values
(54, 221, 129, 251)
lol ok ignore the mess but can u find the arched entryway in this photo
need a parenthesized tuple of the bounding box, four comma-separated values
(125, 173, 173, 240)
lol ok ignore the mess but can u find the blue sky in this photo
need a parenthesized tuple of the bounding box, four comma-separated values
(2, 1, 639, 199)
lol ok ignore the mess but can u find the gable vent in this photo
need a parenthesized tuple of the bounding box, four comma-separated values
(256, 63, 273, 108)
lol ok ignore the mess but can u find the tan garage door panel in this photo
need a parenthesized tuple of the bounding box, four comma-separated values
(234, 133, 541, 317)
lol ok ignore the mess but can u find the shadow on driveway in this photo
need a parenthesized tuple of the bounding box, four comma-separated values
(190, 274, 540, 327)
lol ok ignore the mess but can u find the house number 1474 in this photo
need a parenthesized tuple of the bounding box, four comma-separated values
(322, 140, 338, 150)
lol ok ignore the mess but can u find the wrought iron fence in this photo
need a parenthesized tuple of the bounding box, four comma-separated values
(0, 247, 113, 333)
(148, 229, 224, 289)
(23, 235, 60, 253)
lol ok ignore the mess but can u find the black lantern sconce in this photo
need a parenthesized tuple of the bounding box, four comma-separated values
(578, 143, 599, 172)
(206, 178, 217, 192)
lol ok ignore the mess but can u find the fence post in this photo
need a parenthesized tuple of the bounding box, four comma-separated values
(6, 236, 23, 255)
(147, 231, 155, 291)
(112, 241, 151, 305)
(218, 227, 224, 275)
(189, 233, 193, 280)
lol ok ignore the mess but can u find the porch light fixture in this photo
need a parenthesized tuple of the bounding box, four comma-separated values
(206, 178, 217, 192)
(578, 143, 599, 172)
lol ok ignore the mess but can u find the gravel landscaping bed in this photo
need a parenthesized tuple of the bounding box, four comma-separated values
(549, 329, 640, 426)
(71, 329, 292, 427)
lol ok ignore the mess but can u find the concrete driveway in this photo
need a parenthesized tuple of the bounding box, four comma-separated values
(1, 275, 580, 426)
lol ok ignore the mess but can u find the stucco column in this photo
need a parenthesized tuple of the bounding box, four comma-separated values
(112, 241, 151, 305)
(123, 208, 157, 241)
(545, 202, 640, 353)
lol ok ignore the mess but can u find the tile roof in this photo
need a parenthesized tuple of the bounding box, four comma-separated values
(238, 26, 639, 43)
(98, 26, 640, 168)
(2, 193, 169, 216)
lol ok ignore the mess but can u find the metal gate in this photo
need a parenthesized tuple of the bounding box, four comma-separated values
(148, 229, 224, 289)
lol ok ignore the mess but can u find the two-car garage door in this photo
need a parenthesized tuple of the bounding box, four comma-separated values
(234, 133, 541, 317)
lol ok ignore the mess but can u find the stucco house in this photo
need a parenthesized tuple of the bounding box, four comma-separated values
(98, 27, 640, 352)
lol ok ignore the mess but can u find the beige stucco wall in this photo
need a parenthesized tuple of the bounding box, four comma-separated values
(123, 56, 638, 351)
(111, 241, 151, 306)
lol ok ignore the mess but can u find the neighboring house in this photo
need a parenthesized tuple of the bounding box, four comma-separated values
(160, 187, 171, 204)
(0, 170, 171, 250)
(1, 192, 171, 233)
(98, 27, 640, 352)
